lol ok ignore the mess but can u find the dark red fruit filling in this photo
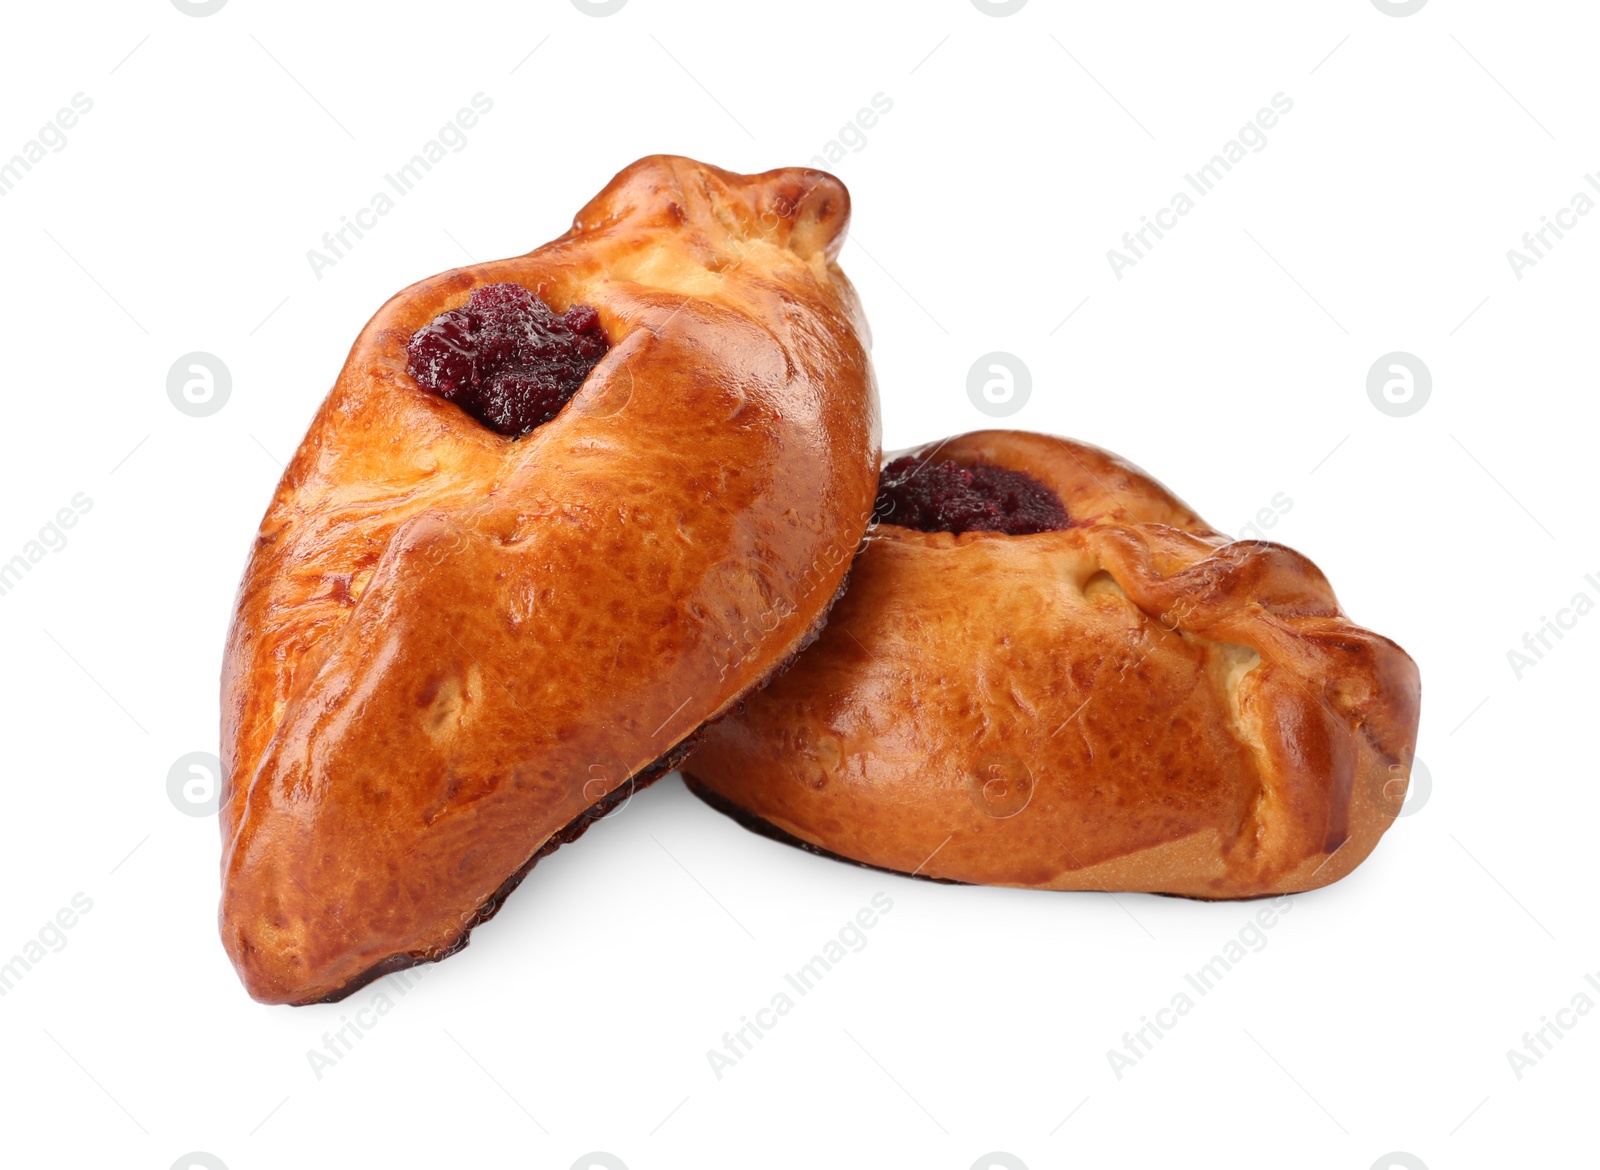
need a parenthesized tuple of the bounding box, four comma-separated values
(875, 455, 1070, 535)
(406, 282, 609, 436)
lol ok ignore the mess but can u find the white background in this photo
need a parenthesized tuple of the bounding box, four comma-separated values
(0, 1, 1593, 1167)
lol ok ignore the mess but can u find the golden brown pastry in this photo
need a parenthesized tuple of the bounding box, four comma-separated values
(220, 156, 880, 1004)
(685, 430, 1420, 899)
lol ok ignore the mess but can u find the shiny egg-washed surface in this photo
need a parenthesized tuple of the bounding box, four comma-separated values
(220, 156, 881, 1004)
(685, 430, 1420, 899)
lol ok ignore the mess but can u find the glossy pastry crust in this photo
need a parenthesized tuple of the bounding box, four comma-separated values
(685, 430, 1420, 899)
(220, 156, 880, 1004)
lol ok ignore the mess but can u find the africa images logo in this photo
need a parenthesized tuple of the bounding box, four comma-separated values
(306, 94, 494, 280)
(0, 93, 93, 198)
(1107, 94, 1294, 279)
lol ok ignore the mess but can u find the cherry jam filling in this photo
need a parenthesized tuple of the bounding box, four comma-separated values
(406, 282, 609, 436)
(875, 455, 1070, 536)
